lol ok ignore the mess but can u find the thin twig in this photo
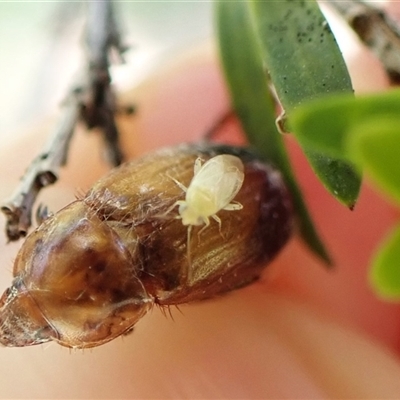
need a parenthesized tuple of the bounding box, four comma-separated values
(327, 0, 400, 84)
(1, 102, 78, 240)
(82, 0, 128, 165)
(2, 0, 128, 241)
(203, 110, 237, 142)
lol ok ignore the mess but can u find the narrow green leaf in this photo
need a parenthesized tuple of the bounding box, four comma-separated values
(249, 0, 352, 107)
(349, 117, 400, 205)
(249, 0, 361, 208)
(215, 1, 331, 264)
(304, 149, 360, 209)
(370, 225, 400, 300)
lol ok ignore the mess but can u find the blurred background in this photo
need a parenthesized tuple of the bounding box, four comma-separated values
(0, 1, 213, 143)
(1, 2, 400, 399)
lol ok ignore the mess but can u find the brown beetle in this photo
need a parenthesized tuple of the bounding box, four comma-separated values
(0, 144, 293, 348)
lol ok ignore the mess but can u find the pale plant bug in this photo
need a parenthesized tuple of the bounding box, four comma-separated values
(165, 154, 245, 281)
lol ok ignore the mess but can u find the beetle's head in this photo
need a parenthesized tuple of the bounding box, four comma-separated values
(0, 201, 152, 348)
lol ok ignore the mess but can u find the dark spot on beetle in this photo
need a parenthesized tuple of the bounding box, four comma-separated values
(112, 288, 128, 302)
(34, 238, 44, 253)
(92, 261, 106, 273)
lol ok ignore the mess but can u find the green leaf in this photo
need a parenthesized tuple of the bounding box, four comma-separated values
(348, 117, 400, 205)
(303, 149, 360, 209)
(370, 225, 400, 300)
(215, 0, 331, 264)
(249, 0, 361, 208)
(291, 90, 400, 161)
(249, 0, 352, 108)
(291, 89, 400, 299)
(290, 94, 357, 160)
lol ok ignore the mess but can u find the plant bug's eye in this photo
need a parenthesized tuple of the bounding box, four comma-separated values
(0, 144, 293, 348)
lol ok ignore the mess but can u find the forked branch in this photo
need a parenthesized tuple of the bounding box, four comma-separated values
(2, 0, 128, 241)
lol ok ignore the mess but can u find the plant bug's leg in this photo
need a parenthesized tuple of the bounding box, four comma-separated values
(160, 200, 185, 219)
(197, 216, 211, 238)
(223, 201, 243, 211)
(211, 214, 225, 239)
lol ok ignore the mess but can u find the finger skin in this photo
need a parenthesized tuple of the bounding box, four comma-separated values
(0, 43, 400, 398)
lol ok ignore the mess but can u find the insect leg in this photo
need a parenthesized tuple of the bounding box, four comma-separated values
(211, 214, 224, 238)
(160, 200, 185, 219)
(197, 216, 211, 237)
(211, 214, 221, 227)
(223, 201, 243, 211)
